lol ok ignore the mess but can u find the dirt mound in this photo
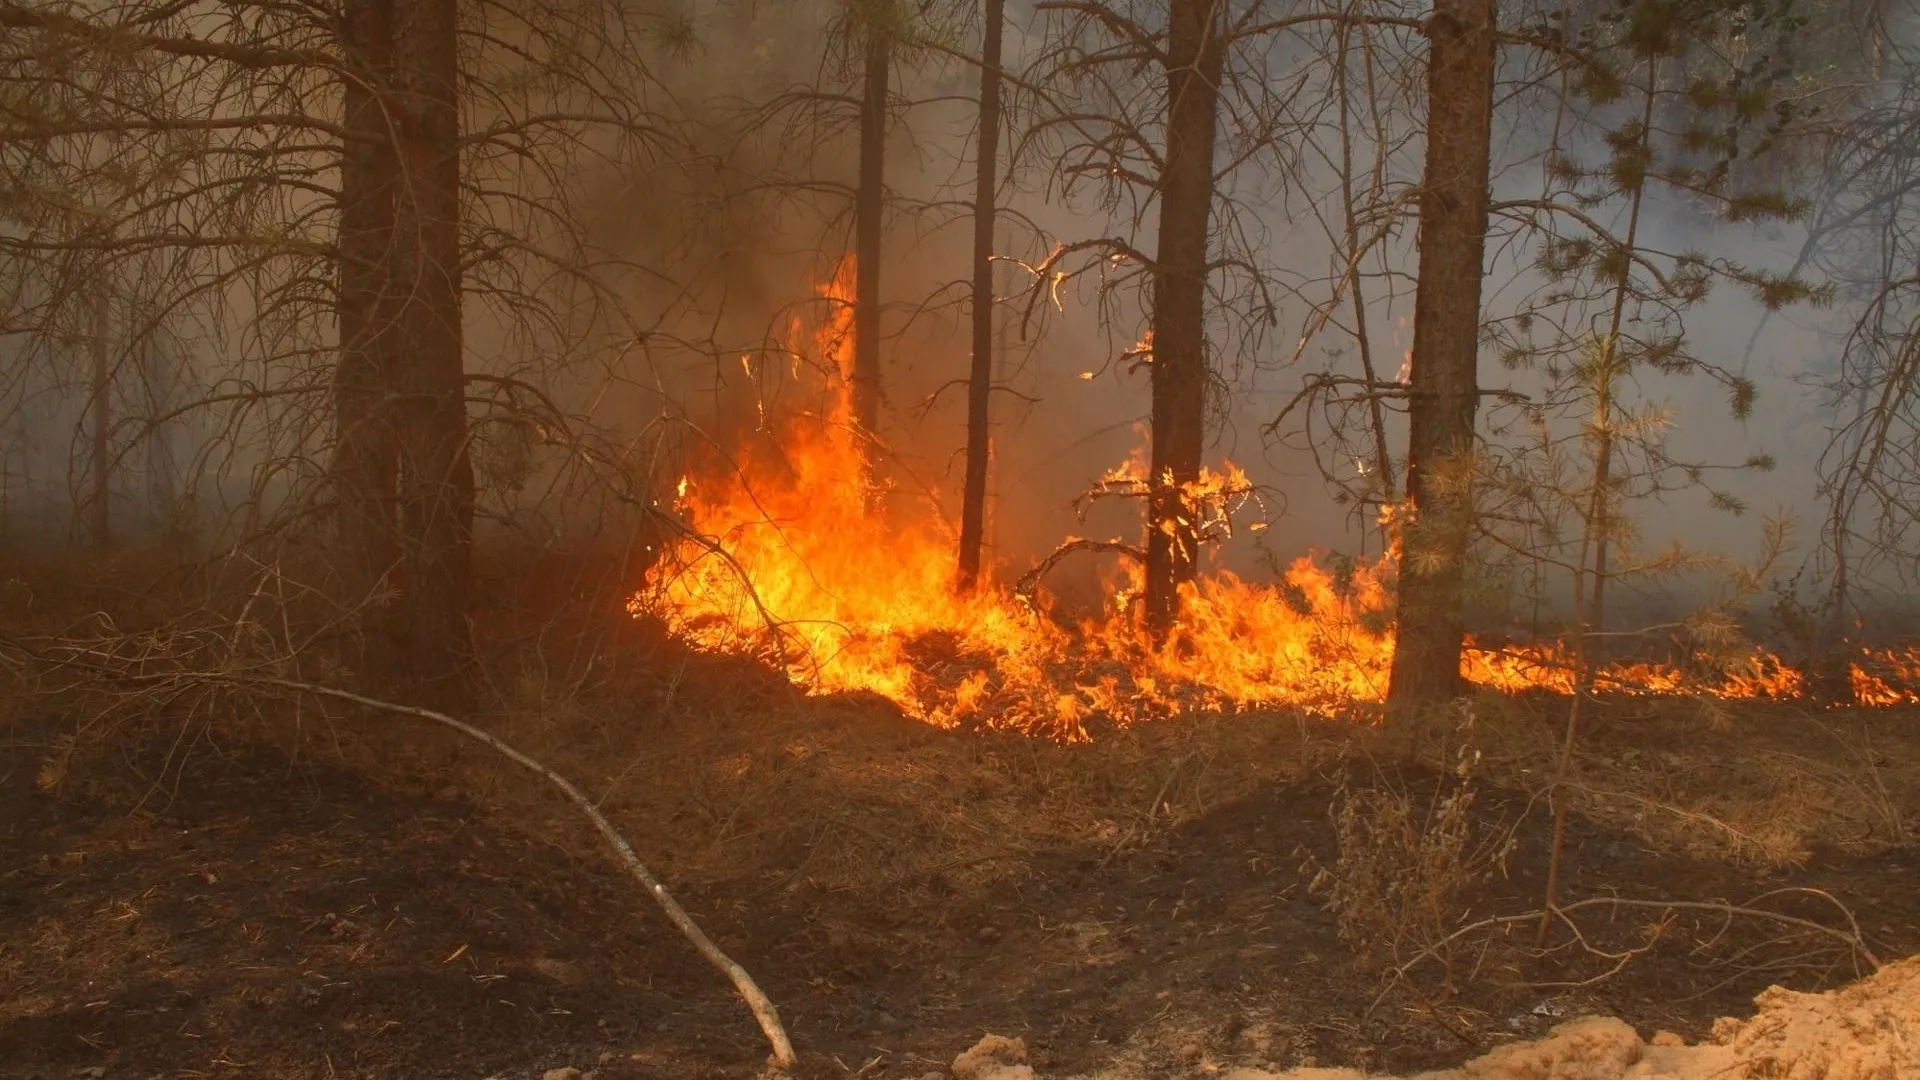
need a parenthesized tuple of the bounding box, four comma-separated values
(952, 1034, 1037, 1080)
(1229, 954, 1920, 1080)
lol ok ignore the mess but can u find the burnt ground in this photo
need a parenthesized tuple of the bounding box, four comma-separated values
(3, 695, 1918, 1080)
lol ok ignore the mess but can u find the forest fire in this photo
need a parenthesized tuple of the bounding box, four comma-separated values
(631, 262, 1920, 737)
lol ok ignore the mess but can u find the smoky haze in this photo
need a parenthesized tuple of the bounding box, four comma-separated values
(0, 0, 1904, 641)
(599, 0, 1846, 635)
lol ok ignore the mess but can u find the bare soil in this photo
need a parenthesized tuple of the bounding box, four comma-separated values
(4, 671, 1917, 1080)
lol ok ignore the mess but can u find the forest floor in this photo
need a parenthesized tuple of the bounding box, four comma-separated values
(4, 631, 1920, 1080)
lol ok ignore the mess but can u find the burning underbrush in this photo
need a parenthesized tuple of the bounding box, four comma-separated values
(628, 262, 1920, 737)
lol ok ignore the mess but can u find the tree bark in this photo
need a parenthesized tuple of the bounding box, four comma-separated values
(137, 328, 180, 520)
(333, 0, 400, 674)
(957, 0, 1004, 590)
(851, 25, 889, 456)
(1142, 0, 1223, 640)
(388, 0, 474, 706)
(1385, 0, 1495, 712)
(90, 285, 111, 552)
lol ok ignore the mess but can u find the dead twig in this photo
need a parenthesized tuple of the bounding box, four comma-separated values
(1372, 891, 1882, 1017)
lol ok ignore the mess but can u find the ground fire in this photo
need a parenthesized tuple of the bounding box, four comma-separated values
(630, 261, 1920, 738)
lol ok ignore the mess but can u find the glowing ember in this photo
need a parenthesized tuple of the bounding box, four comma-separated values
(630, 260, 1920, 737)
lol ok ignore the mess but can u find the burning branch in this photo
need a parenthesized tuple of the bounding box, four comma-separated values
(1071, 459, 1264, 546)
(1013, 537, 1145, 603)
(1008, 237, 1156, 340)
(1011, 458, 1264, 607)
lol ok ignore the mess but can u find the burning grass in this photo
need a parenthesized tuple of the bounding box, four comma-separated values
(631, 260, 1920, 738)
(5, 536, 1915, 1080)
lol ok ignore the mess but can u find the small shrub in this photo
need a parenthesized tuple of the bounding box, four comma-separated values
(1302, 708, 1515, 994)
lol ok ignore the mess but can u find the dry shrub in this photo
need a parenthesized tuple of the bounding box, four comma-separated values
(0, 540, 473, 819)
(1303, 707, 1515, 993)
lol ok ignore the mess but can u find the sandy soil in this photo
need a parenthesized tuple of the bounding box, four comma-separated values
(938, 955, 1920, 1080)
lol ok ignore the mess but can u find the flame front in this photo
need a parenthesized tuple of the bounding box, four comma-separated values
(634, 258, 1072, 729)
(631, 260, 1920, 737)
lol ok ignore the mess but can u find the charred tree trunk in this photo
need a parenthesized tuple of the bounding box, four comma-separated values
(1142, 0, 1223, 640)
(1384, 0, 1495, 712)
(851, 26, 889, 458)
(956, 0, 1004, 590)
(389, 0, 474, 706)
(333, 0, 400, 673)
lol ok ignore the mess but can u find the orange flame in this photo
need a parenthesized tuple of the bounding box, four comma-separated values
(630, 260, 1920, 736)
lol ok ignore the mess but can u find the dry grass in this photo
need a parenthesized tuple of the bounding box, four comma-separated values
(1301, 728, 1519, 991)
(1375, 691, 1920, 870)
(359, 654, 1352, 899)
(5, 547, 1917, 912)
(0, 542, 1342, 903)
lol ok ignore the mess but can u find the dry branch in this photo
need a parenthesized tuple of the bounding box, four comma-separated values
(137, 671, 797, 1070)
(1375, 890, 1883, 1015)
(1013, 537, 1144, 601)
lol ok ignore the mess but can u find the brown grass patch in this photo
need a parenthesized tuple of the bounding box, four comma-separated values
(1369, 692, 1920, 870)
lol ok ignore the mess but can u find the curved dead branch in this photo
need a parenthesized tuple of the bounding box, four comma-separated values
(1014, 537, 1145, 602)
(116, 670, 797, 1072)
(1373, 890, 1883, 1018)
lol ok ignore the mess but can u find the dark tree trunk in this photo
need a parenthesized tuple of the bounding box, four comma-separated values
(1814, 520, 1856, 703)
(90, 287, 111, 552)
(852, 26, 889, 455)
(1142, 0, 1223, 640)
(956, 0, 1004, 590)
(1813, 380, 1874, 704)
(138, 328, 180, 516)
(389, 0, 474, 706)
(1385, 0, 1495, 712)
(333, 0, 400, 673)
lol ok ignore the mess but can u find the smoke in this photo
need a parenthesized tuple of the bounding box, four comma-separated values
(3, 0, 1901, 645)
(616, 0, 1833, 624)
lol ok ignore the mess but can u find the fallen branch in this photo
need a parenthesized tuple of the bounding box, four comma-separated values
(1013, 537, 1145, 602)
(142, 671, 798, 1071)
(1373, 890, 1882, 1016)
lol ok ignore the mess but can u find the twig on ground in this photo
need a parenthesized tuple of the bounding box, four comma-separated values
(98, 669, 799, 1071)
(1097, 753, 1184, 869)
(1372, 890, 1882, 1017)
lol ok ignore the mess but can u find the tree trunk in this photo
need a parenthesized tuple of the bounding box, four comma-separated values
(137, 328, 180, 522)
(1816, 492, 1856, 703)
(957, 0, 1004, 590)
(851, 26, 889, 457)
(333, 0, 401, 674)
(1384, 0, 1495, 712)
(1815, 377, 1876, 703)
(90, 286, 111, 552)
(389, 0, 474, 706)
(1142, 0, 1223, 640)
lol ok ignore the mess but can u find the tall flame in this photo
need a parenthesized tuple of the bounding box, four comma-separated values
(632, 259, 1920, 737)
